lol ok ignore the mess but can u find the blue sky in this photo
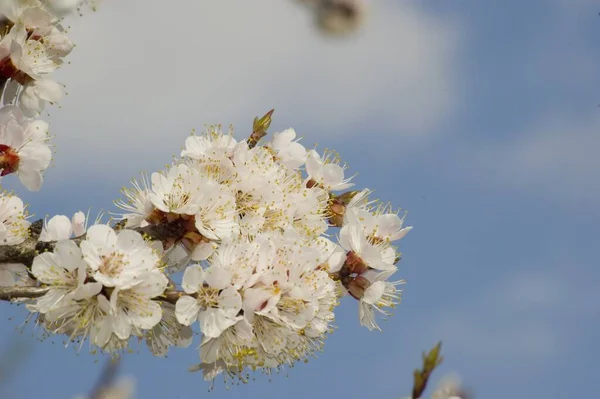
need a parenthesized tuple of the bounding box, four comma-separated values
(1, 0, 599, 398)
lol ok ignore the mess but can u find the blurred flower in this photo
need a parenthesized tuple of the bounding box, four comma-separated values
(315, 0, 366, 36)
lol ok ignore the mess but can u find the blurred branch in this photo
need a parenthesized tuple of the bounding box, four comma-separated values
(0, 335, 33, 388)
(89, 358, 121, 399)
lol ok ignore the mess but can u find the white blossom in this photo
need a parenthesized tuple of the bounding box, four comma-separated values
(357, 270, 403, 331)
(0, 105, 52, 190)
(268, 128, 306, 170)
(0, 191, 30, 244)
(305, 149, 354, 191)
(176, 264, 242, 339)
(339, 223, 397, 271)
(80, 224, 161, 289)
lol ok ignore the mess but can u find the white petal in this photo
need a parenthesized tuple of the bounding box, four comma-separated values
(362, 281, 385, 305)
(17, 168, 43, 191)
(198, 308, 236, 339)
(181, 264, 204, 294)
(175, 295, 201, 326)
(204, 266, 232, 290)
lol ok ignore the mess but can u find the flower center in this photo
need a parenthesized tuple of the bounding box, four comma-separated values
(0, 56, 33, 85)
(98, 251, 127, 277)
(197, 286, 220, 308)
(0, 145, 20, 176)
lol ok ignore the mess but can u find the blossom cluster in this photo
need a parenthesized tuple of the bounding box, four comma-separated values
(0, 121, 412, 385)
(113, 124, 410, 382)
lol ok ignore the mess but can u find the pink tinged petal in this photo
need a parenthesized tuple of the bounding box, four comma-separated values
(181, 264, 204, 294)
(175, 295, 201, 326)
(362, 281, 385, 305)
(204, 266, 232, 290)
(17, 168, 43, 191)
(198, 308, 237, 339)
(241, 288, 273, 321)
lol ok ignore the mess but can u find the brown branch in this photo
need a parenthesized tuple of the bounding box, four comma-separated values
(0, 286, 49, 301)
(0, 285, 184, 304)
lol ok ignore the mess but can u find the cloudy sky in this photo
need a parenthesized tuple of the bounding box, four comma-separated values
(1, 0, 599, 398)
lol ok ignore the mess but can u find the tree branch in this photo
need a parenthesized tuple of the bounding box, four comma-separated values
(0, 285, 184, 304)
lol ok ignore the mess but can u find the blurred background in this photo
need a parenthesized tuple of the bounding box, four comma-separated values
(1, 0, 599, 398)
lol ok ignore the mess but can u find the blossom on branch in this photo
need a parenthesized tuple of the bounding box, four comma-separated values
(0, 104, 52, 190)
(1, 109, 411, 386)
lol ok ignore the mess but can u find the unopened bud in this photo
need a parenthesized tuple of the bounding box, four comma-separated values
(346, 275, 370, 300)
(249, 109, 275, 148)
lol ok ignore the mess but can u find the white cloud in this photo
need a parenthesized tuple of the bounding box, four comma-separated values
(428, 265, 598, 365)
(44, 0, 459, 180)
